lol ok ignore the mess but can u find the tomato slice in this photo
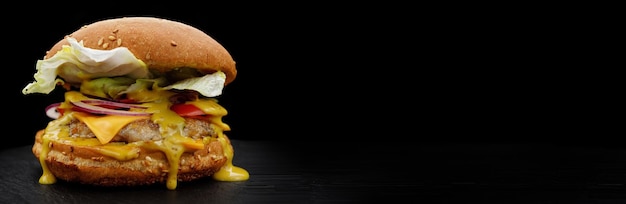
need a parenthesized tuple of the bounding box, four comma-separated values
(170, 103, 205, 116)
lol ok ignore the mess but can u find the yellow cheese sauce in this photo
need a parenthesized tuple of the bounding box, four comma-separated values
(212, 135, 250, 181)
(38, 135, 56, 185)
(38, 91, 249, 189)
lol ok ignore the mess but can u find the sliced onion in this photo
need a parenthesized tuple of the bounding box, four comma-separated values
(71, 101, 151, 116)
(81, 99, 147, 109)
(45, 103, 62, 119)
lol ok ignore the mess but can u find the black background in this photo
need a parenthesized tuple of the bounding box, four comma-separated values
(1, 3, 621, 203)
(4, 3, 421, 150)
(2, 3, 610, 149)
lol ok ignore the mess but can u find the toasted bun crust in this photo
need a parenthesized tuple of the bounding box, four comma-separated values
(32, 130, 228, 187)
(45, 16, 237, 85)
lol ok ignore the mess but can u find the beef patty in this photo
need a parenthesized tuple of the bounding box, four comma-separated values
(68, 118, 217, 142)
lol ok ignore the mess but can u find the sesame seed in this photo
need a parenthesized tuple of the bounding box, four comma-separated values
(116, 38, 122, 46)
(170, 40, 177, 46)
(97, 37, 104, 46)
(108, 35, 116, 41)
(102, 42, 109, 49)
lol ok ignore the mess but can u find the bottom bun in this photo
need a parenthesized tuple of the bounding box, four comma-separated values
(32, 130, 228, 187)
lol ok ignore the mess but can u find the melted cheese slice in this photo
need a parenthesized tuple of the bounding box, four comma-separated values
(73, 112, 150, 144)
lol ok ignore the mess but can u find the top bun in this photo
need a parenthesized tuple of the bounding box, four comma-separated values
(46, 16, 237, 85)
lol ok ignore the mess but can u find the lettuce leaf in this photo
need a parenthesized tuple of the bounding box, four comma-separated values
(22, 37, 149, 95)
(22, 37, 227, 98)
(164, 71, 226, 97)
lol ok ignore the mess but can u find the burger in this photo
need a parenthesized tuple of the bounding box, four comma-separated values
(22, 16, 249, 190)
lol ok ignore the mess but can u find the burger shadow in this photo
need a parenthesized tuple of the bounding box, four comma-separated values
(33, 177, 248, 204)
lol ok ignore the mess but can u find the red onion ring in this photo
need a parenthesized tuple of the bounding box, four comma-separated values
(81, 99, 147, 109)
(71, 101, 151, 116)
(45, 103, 62, 119)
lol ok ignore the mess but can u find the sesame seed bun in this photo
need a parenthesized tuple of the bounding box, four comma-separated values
(45, 16, 237, 85)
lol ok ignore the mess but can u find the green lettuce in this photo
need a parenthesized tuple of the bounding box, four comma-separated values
(22, 37, 227, 98)
(22, 37, 149, 95)
(164, 71, 225, 97)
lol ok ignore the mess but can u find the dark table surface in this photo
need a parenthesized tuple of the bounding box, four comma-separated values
(3, 140, 626, 203)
